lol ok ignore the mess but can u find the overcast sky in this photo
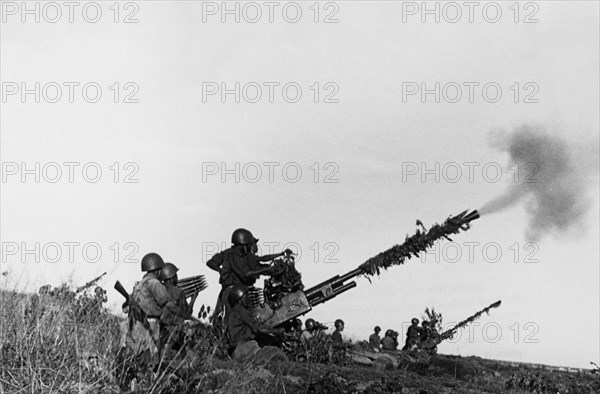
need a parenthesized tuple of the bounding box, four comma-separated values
(1, 1, 598, 368)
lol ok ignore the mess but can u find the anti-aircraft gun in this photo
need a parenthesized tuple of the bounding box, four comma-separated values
(249, 209, 480, 329)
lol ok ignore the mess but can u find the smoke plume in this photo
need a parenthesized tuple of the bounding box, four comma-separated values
(480, 124, 598, 240)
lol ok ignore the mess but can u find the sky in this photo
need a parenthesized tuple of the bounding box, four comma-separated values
(1, 1, 599, 368)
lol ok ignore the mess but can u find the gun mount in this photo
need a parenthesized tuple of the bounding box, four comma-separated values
(252, 209, 480, 329)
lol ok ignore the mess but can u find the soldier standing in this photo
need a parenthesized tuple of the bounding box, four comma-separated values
(331, 319, 344, 345)
(403, 318, 421, 350)
(331, 319, 346, 364)
(206, 228, 285, 325)
(369, 326, 382, 352)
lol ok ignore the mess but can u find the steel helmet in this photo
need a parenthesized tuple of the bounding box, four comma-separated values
(228, 284, 248, 305)
(159, 262, 179, 281)
(385, 329, 393, 337)
(141, 253, 165, 272)
(305, 318, 316, 331)
(374, 326, 381, 332)
(411, 318, 419, 325)
(231, 228, 258, 246)
(294, 318, 302, 329)
(334, 319, 344, 329)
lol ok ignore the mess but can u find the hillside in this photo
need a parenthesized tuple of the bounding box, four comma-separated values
(1, 288, 598, 393)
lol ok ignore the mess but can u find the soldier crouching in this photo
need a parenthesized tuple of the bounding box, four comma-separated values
(226, 284, 287, 363)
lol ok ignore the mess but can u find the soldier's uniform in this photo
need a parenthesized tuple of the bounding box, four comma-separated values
(404, 322, 421, 350)
(127, 272, 171, 356)
(331, 320, 346, 365)
(160, 282, 192, 351)
(208, 246, 255, 325)
(331, 329, 343, 344)
(300, 330, 313, 342)
(369, 332, 381, 352)
(226, 284, 286, 362)
(381, 335, 397, 351)
(228, 301, 261, 360)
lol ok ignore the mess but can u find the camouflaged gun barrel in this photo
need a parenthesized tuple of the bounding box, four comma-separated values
(358, 209, 479, 276)
(439, 300, 501, 342)
(177, 275, 208, 298)
(304, 210, 480, 307)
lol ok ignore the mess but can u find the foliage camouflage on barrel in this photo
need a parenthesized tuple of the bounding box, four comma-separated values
(440, 300, 502, 341)
(359, 210, 480, 276)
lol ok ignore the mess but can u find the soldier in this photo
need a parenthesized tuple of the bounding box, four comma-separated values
(226, 284, 285, 361)
(283, 318, 303, 339)
(332, 319, 344, 345)
(381, 329, 397, 351)
(206, 228, 287, 325)
(392, 330, 400, 349)
(419, 320, 430, 343)
(301, 318, 316, 342)
(369, 326, 382, 352)
(403, 318, 421, 350)
(331, 319, 346, 364)
(158, 262, 198, 353)
(292, 318, 303, 338)
(126, 253, 189, 361)
(248, 238, 293, 275)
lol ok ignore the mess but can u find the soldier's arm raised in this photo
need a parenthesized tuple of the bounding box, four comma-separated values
(256, 249, 293, 262)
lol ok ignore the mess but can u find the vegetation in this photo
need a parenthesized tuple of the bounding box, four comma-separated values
(1, 279, 598, 393)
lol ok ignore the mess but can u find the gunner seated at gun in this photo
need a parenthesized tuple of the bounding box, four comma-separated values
(226, 284, 286, 361)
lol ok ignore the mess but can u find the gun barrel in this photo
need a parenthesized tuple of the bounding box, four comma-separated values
(305, 268, 362, 301)
(309, 281, 357, 307)
(463, 210, 480, 223)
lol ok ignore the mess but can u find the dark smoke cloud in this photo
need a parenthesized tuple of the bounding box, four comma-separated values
(480, 124, 598, 241)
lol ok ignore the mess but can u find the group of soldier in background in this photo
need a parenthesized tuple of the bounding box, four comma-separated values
(368, 317, 440, 353)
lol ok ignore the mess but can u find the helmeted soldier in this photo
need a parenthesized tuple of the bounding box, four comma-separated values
(126, 253, 189, 360)
(419, 320, 430, 342)
(332, 319, 344, 345)
(206, 228, 289, 326)
(301, 318, 316, 342)
(226, 284, 285, 361)
(403, 318, 421, 350)
(291, 318, 303, 338)
(369, 326, 382, 352)
(331, 319, 346, 364)
(158, 262, 198, 352)
(381, 329, 397, 351)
